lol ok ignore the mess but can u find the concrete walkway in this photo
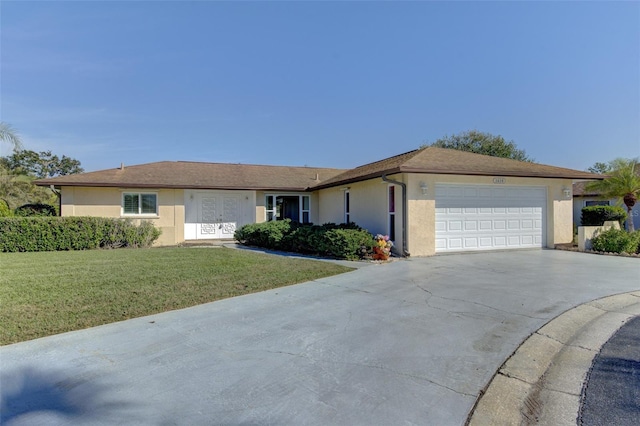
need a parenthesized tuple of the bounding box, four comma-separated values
(1, 250, 639, 425)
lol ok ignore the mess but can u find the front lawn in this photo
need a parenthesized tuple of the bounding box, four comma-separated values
(0, 247, 353, 345)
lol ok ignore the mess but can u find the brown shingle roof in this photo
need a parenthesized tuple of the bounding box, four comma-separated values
(572, 181, 601, 197)
(35, 161, 346, 191)
(311, 147, 603, 189)
(35, 147, 604, 192)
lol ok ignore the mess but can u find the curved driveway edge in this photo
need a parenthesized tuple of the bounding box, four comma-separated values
(1, 250, 639, 425)
(467, 291, 640, 426)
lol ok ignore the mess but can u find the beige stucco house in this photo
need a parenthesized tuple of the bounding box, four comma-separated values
(36, 147, 601, 256)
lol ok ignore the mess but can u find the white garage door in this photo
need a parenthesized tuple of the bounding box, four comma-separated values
(435, 184, 546, 252)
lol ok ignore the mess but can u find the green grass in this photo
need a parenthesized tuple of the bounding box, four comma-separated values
(0, 247, 353, 345)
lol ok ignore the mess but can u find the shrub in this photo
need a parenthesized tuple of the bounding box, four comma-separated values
(235, 220, 375, 260)
(14, 203, 57, 217)
(0, 217, 161, 252)
(591, 228, 640, 254)
(322, 228, 375, 260)
(280, 224, 323, 253)
(581, 205, 627, 226)
(234, 219, 293, 249)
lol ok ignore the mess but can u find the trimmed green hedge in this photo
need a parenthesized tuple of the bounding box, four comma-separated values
(234, 220, 374, 260)
(581, 205, 627, 226)
(0, 217, 161, 252)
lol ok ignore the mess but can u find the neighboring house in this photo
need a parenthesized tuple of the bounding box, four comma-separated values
(36, 147, 601, 256)
(572, 181, 640, 230)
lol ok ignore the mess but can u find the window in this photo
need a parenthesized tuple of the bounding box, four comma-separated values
(265, 195, 311, 223)
(388, 185, 396, 241)
(266, 195, 275, 221)
(123, 193, 157, 215)
(344, 190, 350, 224)
(302, 196, 310, 224)
(585, 200, 610, 207)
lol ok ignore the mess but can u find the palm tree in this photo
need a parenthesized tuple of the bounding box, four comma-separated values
(587, 158, 640, 232)
(0, 121, 23, 152)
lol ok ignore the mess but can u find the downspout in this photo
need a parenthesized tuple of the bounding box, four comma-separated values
(381, 174, 410, 257)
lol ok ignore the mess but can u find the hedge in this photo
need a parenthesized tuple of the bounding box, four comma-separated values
(0, 217, 161, 252)
(581, 205, 627, 226)
(234, 220, 375, 260)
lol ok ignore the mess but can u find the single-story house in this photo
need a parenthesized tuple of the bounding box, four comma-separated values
(572, 181, 640, 230)
(36, 147, 602, 256)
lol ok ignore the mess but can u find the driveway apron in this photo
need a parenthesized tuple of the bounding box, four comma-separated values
(1, 250, 639, 425)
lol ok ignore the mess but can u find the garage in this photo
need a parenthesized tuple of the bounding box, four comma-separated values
(435, 184, 546, 252)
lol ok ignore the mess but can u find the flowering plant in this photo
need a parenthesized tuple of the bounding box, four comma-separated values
(373, 234, 393, 259)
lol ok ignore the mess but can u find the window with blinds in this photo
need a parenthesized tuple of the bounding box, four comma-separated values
(123, 193, 158, 215)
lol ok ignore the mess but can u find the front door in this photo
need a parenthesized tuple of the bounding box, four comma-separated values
(196, 194, 241, 239)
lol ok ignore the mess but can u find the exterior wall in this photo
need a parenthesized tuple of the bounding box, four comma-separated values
(317, 187, 345, 224)
(317, 178, 388, 232)
(316, 177, 404, 254)
(573, 197, 640, 230)
(61, 187, 317, 247)
(405, 174, 433, 257)
(60, 186, 185, 246)
(316, 174, 575, 257)
(552, 195, 574, 245)
(309, 192, 320, 224)
(59, 174, 577, 253)
(256, 191, 266, 223)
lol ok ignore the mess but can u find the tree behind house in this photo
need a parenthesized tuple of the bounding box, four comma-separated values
(423, 130, 534, 162)
(1, 150, 84, 179)
(0, 126, 84, 211)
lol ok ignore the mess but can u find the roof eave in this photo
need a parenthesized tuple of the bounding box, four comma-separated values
(399, 167, 605, 180)
(35, 181, 312, 192)
(309, 167, 403, 190)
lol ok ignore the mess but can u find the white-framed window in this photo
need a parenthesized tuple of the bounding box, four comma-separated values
(344, 190, 350, 224)
(388, 185, 396, 241)
(301, 195, 310, 223)
(265, 195, 311, 223)
(122, 192, 158, 216)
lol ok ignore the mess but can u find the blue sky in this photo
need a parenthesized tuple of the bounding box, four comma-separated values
(1, 1, 638, 172)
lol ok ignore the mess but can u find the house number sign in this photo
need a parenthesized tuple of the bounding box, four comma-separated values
(493, 178, 506, 184)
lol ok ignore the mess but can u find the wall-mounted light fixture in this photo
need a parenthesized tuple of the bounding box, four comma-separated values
(420, 182, 428, 195)
(562, 187, 572, 199)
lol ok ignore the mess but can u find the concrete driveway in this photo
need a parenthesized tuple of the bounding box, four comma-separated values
(1, 250, 639, 425)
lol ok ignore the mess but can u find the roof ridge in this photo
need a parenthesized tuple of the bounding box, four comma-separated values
(170, 160, 345, 170)
(347, 148, 424, 170)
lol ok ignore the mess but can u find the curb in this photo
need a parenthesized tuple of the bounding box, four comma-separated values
(466, 291, 640, 426)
